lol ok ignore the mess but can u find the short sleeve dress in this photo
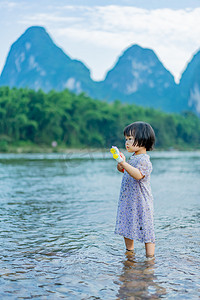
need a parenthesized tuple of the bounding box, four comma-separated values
(115, 153, 155, 243)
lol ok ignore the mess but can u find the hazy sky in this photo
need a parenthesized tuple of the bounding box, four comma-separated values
(1, 0, 200, 82)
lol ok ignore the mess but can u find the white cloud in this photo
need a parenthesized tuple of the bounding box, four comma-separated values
(0, 1, 18, 9)
(48, 5, 200, 81)
(19, 12, 80, 25)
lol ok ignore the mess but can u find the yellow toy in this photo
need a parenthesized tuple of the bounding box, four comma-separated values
(110, 146, 123, 163)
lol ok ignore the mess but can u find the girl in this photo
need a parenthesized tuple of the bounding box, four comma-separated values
(115, 121, 156, 258)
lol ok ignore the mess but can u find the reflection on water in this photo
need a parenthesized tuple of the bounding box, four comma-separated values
(0, 151, 199, 299)
(117, 253, 166, 299)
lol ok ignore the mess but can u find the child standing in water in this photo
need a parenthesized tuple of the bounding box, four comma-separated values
(115, 121, 156, 258)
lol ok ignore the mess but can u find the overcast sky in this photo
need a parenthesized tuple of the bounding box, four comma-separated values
(1, 0, 200, 82)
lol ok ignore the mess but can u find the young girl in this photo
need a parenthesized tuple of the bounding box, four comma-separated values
(115, 121, 156, 258)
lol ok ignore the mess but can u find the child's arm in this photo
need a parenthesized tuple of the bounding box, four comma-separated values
(119, 153, 144, 180)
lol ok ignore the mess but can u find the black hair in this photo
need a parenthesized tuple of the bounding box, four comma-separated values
(123, 121, 155, 151)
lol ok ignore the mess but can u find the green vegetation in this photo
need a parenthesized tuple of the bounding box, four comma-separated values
(0, 86, 200, 152)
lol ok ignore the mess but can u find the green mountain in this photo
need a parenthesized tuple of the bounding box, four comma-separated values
(0, 26, 94, 94)
(97, 45, 179, 111)
(0, 26, 199, 115)
(179, 49, 200, 115)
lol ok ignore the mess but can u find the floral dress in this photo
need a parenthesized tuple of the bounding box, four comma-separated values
(115, 153, 155, 243)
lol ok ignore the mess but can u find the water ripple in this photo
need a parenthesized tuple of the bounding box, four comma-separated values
(0, 152, 199, 299)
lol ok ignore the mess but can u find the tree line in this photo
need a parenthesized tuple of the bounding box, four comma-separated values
(0, 86, 199, 151)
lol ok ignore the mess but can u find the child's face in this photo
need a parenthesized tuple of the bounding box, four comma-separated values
(125, 135, 141, 153)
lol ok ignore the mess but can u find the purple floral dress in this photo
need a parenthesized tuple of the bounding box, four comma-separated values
(115, 153, 155, 243)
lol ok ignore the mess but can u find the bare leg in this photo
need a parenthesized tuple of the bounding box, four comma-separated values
(124, 237, 134, 251)
(145, 243, 155, 257)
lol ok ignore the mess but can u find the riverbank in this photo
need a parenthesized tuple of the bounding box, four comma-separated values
(0, 141, 199, 154)
(0, 141, 111, 154)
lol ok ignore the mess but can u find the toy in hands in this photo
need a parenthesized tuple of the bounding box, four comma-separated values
(110, 146, 123, 163)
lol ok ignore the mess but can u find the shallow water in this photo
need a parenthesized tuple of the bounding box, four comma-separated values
(0, 151, 199, 299)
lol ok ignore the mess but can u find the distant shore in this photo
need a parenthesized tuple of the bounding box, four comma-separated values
(0, 144, 105, 154)
(0, 142, 199, 154)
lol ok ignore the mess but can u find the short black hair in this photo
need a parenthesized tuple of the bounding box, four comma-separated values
(123, 121, 155, 151)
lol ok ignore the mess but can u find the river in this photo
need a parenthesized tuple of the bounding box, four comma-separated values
(0, 151, 199, 299)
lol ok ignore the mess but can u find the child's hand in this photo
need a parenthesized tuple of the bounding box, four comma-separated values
(117, 163, 124, 173)
(117, 153, 125, 173)
(119, 152, 126, 162)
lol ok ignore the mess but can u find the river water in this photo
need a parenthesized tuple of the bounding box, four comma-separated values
(0, 151, 199, 299)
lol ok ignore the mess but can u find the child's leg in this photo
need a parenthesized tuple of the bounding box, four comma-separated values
(124, 237, 134, 251)
(145, 242, 155, 257)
